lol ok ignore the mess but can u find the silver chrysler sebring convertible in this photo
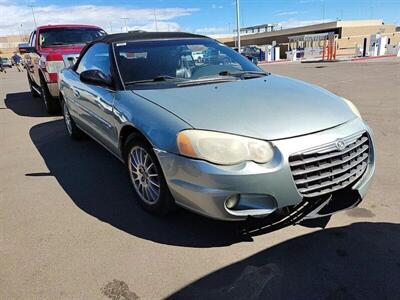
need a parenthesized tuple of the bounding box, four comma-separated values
(58, 32, 375, 224)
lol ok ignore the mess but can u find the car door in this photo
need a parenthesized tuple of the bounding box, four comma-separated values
(26, 31, 39, 84)
(71, 43, 119, 152)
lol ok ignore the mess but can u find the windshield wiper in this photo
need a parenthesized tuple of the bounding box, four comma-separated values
(218, 70, 268, 78)
(176, 76, 239, 87)
(125, 75, 184, 85)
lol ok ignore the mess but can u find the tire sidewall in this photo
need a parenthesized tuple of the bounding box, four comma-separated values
(61, 98, 84, 139)
(62, 101, 73, 137)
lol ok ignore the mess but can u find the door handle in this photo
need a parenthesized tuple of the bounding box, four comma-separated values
(73, 89, 80, 98)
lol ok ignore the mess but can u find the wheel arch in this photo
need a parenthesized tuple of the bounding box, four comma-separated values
(119, 124, 154, 161)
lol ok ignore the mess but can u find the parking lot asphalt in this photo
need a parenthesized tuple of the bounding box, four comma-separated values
(1, 58, 399, 300)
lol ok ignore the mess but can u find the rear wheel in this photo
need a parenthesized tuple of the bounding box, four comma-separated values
(40, 76, 60, 114)
(125, 134, 175, 215)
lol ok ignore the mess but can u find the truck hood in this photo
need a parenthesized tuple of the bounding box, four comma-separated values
(133, 75, 357, 140)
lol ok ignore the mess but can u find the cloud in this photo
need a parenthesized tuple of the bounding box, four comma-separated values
(0, 1, 198, 35)
(127, 21, 181, 33)
(275, 11, 300, 17)
(211, 4, 224, 9)
(194, 26, 229, 34)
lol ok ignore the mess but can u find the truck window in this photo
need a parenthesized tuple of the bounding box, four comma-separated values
(39, 28, 106, 48)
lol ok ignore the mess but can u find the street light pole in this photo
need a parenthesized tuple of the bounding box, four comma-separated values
(121, 17, 129, 32)
(154, 8, 158, 32)
(235, 0, 241, 51)
(29, 5, 37, 27)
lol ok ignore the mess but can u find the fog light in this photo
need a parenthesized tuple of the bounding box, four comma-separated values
(225, 194, 240, 209)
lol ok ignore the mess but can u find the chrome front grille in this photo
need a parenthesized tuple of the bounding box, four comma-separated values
(289, 132, 370, 198)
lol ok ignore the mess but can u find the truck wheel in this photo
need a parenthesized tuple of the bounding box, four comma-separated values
(62, 100, 85, 140)
(124, 134, 176, 215)
(40, 77, 60, 114)
(27, 72, 40, 98)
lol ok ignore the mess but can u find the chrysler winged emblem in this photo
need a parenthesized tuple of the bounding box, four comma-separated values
(335, 139, 346, 151)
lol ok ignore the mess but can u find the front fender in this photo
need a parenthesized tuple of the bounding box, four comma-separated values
(115, 91, 193, 154)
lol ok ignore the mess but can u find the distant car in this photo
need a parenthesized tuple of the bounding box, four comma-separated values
(20, 24, 106, 114)
(1, 58, 12, 68)
(241, 46, 261, 64)
(191, 51, 203, 62)
(233, 46, 260, 65)
(202, 48, 231, 65)
(59, 32, 375, 225)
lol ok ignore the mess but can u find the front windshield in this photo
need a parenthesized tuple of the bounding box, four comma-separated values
(113, 38, 263, 87)
(39, 28, 106, 48)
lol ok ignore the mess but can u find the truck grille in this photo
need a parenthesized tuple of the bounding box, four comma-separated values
(289, 132, 370, 198)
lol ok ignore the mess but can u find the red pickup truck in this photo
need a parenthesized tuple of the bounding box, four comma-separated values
(21, 24, 106, 114)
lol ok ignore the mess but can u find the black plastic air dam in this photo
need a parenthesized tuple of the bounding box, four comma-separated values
(317, 187, 361, 215)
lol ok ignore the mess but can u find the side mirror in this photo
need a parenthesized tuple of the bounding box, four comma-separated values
(18, 43, 35, 54)
(80, 69, 113, 88)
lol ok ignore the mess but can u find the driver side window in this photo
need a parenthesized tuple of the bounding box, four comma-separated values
(76, 43, 111, 77)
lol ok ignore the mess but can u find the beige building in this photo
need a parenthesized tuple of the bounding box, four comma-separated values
(0, 35, 29, 57)
(219, 20, 400, 57)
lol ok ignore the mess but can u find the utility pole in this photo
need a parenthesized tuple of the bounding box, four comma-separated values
(18, 24, 23, 39)
(121, 17, 129, 32)
(29, 5, 37, 27)
(235, 0, 241, 51)
(154, 8, 158, 32)
(109, 22, 113, 33)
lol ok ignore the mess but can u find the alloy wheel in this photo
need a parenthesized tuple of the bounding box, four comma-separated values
(63, 103, 73, 135)
(128, 146, 161, 205)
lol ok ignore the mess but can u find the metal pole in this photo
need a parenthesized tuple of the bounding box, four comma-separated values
(235, 0, 241, 50)
(121, 17, 128, 32)
(29, 5, 37, 27)
(154, 9, 158, 32)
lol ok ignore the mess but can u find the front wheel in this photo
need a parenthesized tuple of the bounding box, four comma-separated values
(125, 135, 175, 215)
(62, 101, 85, 139)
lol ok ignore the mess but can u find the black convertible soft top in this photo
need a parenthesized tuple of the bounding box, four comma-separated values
(96, 31, 209, 44)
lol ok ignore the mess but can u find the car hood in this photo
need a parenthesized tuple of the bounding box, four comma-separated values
(133, 75, 357, 140)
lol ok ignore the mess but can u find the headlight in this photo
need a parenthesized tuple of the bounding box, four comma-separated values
(342, 97, 362, 119)
(177, 130, 274, 165)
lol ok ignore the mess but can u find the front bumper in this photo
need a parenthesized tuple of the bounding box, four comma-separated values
(156, 118, 375, 221)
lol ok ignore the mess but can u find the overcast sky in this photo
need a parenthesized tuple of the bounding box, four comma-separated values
(0, 0, 399, 36)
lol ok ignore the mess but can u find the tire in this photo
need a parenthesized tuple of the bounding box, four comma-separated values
(27, 72, 40, 98)
(124, 134, 175, 215)
(62, 100, 85, 140)
(40, 76, 60, 114)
